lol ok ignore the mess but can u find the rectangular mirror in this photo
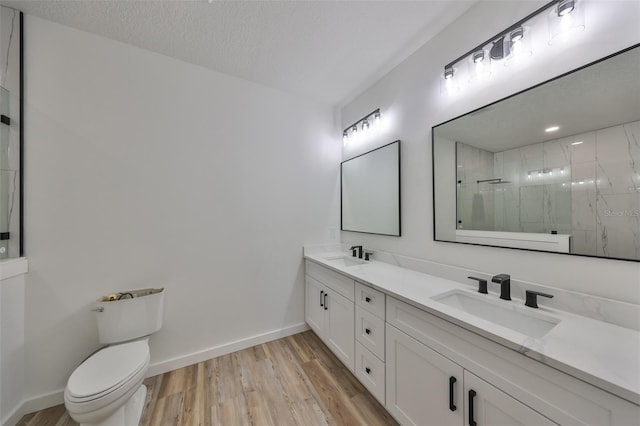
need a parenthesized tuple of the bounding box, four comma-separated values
(433, 44, 639, 261)
(342, 140, 401, 236)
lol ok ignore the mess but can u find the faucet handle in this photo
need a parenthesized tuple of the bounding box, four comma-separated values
(468, 276, 488, 294)
(364, 251, 374, 261)
(525, 290, 554, 308)
(492, 273, 510, 283)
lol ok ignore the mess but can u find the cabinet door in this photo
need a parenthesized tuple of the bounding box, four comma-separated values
(324, 287, 355, 372)
(305, 277, 325, 336)
(464, 371, 557, 426)
(386, 324, 463, 426)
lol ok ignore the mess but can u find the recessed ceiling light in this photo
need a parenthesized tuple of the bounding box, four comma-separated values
(545, 126, 560, 132)
(571, 141, 583, 145)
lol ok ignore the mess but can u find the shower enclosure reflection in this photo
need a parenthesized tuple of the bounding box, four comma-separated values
(456, 140, 572, 236)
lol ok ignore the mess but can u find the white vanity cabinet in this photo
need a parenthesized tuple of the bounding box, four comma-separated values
(386, 324, 557, 426)
(304, 256, 640, 426)
(386, 296, 639, 426)
(463, 371, 556, 426)
(354, 282, 386, 404)
(305, 261, 355, 371)
(386, 324, 464, 425)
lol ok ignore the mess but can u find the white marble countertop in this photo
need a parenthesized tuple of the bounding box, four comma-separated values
(305, 251, 640, 406)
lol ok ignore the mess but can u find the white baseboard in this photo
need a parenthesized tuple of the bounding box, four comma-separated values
(3, 322, 310, 426)
(147, 322, 309, 377)
(3, 389, 63, 426)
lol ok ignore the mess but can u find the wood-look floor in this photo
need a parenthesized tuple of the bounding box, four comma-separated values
(17, 330, 397, 426)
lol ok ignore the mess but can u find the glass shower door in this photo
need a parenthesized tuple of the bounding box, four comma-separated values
(0, 86, 9, 259)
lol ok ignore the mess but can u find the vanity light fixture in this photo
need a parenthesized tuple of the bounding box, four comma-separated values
(342, 108, 381, 144)
(441, 0, 585, 93)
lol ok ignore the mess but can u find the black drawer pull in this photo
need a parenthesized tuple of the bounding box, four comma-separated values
(365, 296, 371, 303)
(365, 328, 371, 335)
(365, 367, 371, 374)
(449, 376, 457, 411)
(468, 389, 477, 426)
(323, 292, 328, 310)
(320, 290, 324, 307)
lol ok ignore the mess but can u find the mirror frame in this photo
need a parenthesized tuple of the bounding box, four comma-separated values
(431, 43, 640, 262)
(341, 140, 401, 237)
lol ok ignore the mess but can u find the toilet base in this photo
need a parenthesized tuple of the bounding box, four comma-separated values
(80, 385, 147, 426)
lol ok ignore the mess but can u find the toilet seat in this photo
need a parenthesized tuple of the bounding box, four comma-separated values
(65, 340, 150, 418)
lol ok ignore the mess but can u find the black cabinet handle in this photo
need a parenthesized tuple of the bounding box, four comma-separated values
(365, 296, 371, 303)
(365, 328, 371, 335)
(449, 376, 457, 411)
(324, 292, 328, 310)
(320, 290, 324, 307)
(468, 389, 477, 426)
(365, 367, 371, 374)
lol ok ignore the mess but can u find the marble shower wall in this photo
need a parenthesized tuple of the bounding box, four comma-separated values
(549, 120, 640, 260)
(0, 6, 20, 260)
(494, 137, 572, 235)
(595, 121, 640, 260)
(457, 120, 640, 261)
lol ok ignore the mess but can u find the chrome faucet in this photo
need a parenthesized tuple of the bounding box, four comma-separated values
(350, 245, 363, 259)
(491, 274, 511, 300)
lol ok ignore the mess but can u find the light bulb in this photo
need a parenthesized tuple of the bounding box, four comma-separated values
(444, 66, 454, 80)
(557, 0, 575, 17)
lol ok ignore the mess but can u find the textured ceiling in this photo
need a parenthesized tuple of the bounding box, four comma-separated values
(1, 0, 476, 105)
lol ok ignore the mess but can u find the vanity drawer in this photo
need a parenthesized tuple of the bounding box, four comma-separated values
(355, 281, 385, 319)
(355, 306, 385, 361)
(355, 341, 385, 405)
(305, 260, 354, 301)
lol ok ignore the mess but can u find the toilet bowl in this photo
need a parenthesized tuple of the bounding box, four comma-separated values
(65, 288, 165, 426)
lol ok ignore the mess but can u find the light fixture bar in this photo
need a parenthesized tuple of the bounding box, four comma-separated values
(443, 0, 563, 71)
(342, 108, 381, 135)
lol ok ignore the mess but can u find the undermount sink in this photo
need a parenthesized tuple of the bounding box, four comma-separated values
(431, 290, 560, 338)
(322, 254, 366, 267)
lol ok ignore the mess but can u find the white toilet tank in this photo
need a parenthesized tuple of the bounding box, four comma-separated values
(93, 288, 165, 344)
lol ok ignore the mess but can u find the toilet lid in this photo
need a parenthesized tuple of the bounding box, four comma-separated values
(67, 340, 149, 398)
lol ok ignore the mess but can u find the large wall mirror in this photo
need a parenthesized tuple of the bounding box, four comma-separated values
(342, 140, 401, 236)
(433, 44, 639, 261)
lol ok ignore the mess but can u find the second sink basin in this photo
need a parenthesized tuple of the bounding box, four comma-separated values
(322, 254, 366, 267)
(432, 290, 560, 338)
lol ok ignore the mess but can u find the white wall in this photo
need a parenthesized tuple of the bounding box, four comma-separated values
(1, 273, 25, 424)
(23, 15, 340, 405)
(341, 0, 640, 303)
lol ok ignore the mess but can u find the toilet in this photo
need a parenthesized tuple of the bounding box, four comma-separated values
(64, 288, 165, 426)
